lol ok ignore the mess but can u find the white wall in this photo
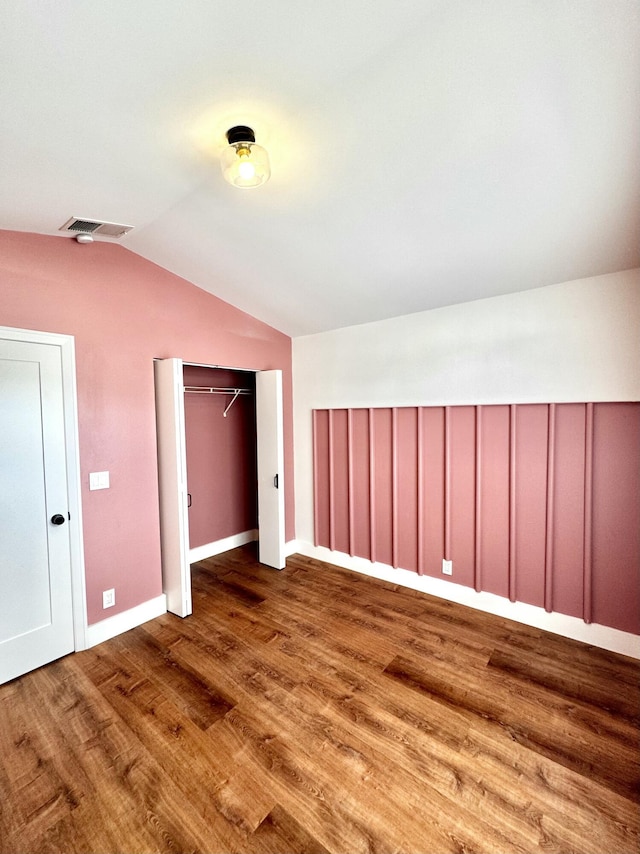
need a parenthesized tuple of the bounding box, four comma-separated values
(291, 269, 640, 655)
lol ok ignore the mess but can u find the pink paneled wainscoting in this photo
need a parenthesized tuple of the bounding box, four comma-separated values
(313, 403, 640, 635)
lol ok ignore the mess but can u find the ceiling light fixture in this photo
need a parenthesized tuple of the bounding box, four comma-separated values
(221, 126, 270, 189)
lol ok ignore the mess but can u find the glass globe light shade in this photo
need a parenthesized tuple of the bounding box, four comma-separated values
(221, 140, 271, 189)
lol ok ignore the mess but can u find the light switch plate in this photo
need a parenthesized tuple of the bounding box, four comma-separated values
(90, 471, 110, 490)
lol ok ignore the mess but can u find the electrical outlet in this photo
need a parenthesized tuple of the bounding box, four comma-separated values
(442, 559, 453, 576)
(102, 588, 115, 609)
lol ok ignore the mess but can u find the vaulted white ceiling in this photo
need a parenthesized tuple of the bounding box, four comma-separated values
(1, 1, 638, 336)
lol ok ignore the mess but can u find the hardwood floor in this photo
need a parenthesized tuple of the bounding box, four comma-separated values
(1, 545, 639, 853)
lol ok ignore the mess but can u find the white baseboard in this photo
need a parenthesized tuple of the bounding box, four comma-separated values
(285, 538, 300, 558)
(190, 532, 299, 565)
(295, 542, 640, 660)
(189, 530, 258, 563)
(85, 594, 167, 649)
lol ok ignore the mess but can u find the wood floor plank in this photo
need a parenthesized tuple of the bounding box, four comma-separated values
(238, 682, 537, 854)
(383, 652, 640, 802)
(250, 805, 331, 854)
(0, 669, 89, 848)
(192, 568, 267, 608)
(1, 544, 638, 854)
(107, 627, 236, 730)
(38, 656, 242, 854)
(296, 670, 638, 854)
(142, 612, 303, 706)
(5, 658, 215, 854)
(219, 703, 453, 854)
(488, 644, 640, 723)
(81, 643, 282, 849)
(286, 677, 543, 852)
(460, 722, 640, 854)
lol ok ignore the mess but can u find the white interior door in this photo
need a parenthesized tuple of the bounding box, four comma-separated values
(154, 358, 192, 617)
(0, 338, 75, 683)
(256, 370, 286, 569)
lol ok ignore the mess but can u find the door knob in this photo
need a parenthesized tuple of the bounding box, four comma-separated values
(50, 514, 66, 526)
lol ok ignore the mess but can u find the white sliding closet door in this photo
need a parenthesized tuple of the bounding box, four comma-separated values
(154, 358, 192, 617)
(256, 370, 286, 569)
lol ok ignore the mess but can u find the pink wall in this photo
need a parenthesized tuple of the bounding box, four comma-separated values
(183, 366, 257, 547)
(313, 403, 640, 635)
(0, 230, 294, 624)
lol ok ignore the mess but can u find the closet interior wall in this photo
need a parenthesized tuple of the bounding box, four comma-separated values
(183, 365, 257, 549)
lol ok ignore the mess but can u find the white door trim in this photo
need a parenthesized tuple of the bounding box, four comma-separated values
(0, 325, 87, 651)
(155, 359, 287, 615)
(154, 357, 192, 618)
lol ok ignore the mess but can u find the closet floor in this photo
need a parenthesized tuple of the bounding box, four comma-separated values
(1, 544, 638, 853)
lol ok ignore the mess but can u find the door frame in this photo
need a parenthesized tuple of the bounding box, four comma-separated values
(0, 325, 87, 651)
(154, 358, 286, 616)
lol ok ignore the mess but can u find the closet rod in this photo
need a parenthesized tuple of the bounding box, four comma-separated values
(183, 386, 252, 394)
(183, 386, 253, 418)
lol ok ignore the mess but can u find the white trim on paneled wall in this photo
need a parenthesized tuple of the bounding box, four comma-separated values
(292, 270, 640, 653)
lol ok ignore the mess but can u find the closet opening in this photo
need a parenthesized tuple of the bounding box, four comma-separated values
(155, 358, 285, 618)
(183, 364, 257, 563)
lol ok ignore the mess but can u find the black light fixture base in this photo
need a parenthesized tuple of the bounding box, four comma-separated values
(226, 126, 255, 145)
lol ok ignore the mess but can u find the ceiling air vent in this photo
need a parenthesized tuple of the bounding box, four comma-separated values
(59, 217, 134, 239)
